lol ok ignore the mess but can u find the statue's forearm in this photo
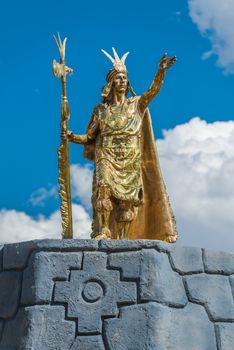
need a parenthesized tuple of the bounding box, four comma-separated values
(69, 132, 88, 145)
(148, 67, 165, 98)
(68, 113, 99, 145)
(138, 67, 166, 114)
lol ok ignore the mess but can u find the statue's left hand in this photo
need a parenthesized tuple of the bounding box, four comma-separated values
(159, 53, 176, 71)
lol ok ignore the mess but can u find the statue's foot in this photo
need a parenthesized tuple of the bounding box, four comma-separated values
(94, 227, 112, 240)
(165, 235, 177, 243)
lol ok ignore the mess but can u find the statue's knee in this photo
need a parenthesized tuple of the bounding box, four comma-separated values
(97, 198, 113, 212)
(117, 201, 135, 222)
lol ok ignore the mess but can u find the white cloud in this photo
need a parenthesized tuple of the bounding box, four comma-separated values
(70, 163, 93, 209)
(28, 186, 58, 207)
(0, 204, 91, 243)
(157, 117, 234, 252)
(188, 0, 234, 73)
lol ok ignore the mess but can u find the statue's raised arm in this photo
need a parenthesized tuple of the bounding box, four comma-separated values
(138, 53, 176, 115)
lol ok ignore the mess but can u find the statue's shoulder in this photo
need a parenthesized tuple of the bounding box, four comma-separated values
(92, 103, 106, 115)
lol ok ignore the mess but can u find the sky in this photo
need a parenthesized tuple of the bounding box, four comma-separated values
(0, 0, 233, 252)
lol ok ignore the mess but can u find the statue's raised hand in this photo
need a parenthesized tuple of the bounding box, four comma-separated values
(159, 53, 176, 71)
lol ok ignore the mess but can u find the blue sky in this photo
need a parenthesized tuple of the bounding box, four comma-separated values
(0, 0, 233, 251)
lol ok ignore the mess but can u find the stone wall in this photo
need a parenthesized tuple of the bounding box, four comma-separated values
(0, 239, 233, 349)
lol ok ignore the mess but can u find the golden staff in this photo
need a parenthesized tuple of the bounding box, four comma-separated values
(52, 33, 73, 239)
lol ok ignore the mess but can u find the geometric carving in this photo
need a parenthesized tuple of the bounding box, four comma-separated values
(82, 281, 104, 303)
(54, 252, 137, 333)
(1, 239, 234, 349)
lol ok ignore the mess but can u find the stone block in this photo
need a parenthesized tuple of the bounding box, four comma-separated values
(229, 275, 234, 297)
(169, 245, 204, 274)
(3, 239, 99, 271)
(21, 251, 82, 304)
(185, 274, 234, 321)
(216, 323, 234, 350)
(0, 321, 3, 341)
(0, 246, 3, 272)
(0, 305, 75, 350)
(99, 239, 168, 251)
(203, 249, 234, 275)
(35, 238, 99, 251)
(3, 241, 37, 270)
(109, 249, 187, 307)
(0, 271, 21, 319)
(105, 303, 164, 349)
(104, 302, 216, 350)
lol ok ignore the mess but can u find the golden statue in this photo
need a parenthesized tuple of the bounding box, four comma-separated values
(65, 47, 178, 243)
(53, 34, 177, 242)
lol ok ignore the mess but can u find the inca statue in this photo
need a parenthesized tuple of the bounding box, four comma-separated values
(65, 47, 178, 242)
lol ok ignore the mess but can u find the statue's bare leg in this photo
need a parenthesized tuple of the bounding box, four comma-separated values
(116, 201, 136, 240)
(94, 185, 113, 240)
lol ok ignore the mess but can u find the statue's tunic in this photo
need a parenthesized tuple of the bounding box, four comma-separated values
(91, 97, 143, 204)
(83, 96, 178, 241)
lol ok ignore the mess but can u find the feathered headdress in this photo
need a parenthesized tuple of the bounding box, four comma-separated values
(101, 47, 129, 73)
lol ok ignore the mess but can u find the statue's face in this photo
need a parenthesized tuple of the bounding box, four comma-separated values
(113, 72, 128, 94)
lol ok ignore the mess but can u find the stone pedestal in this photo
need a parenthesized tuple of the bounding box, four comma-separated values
(0, 239, 234, 349)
